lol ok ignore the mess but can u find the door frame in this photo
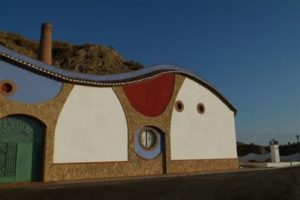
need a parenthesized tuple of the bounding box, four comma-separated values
(0, 114, 46, 183)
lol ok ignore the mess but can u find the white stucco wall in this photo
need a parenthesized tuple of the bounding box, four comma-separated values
(170, 78, 237, 160)
(53, 86, 128, 163)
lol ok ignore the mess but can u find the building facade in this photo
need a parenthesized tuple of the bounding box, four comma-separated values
(0, 45, 238, 183)
(0, 25, 238, 183)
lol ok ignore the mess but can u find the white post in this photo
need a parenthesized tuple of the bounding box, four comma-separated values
(270, 144, 280, 163)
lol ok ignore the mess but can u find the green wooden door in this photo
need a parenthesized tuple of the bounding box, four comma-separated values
(0, 115, 44, 183)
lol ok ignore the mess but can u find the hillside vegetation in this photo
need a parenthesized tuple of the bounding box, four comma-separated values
(237, 142, 300, 156)
(0, 32, 143, 75)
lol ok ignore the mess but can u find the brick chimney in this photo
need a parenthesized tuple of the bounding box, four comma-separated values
(38, 23, 52, 65)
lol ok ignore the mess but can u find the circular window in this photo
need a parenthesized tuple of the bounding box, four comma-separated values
(139, 127, 158, 150)
(134, 126, 164, 159)
(0, 80, 16, 96)
(175, 100, 184, 112)
(197, 103, 205, 114)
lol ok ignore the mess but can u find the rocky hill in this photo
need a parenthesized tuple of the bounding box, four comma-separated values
(0, 32, 143, 75)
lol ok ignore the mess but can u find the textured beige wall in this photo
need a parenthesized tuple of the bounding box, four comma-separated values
(40, 75, 183, 181)
(0, 74, 238, 182)
(0, 83, 73, 181)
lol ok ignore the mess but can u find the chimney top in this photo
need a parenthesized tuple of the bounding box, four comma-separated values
(41, 22, 52, 28)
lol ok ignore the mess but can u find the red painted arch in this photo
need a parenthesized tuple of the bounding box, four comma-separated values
(123, 74, 175, 117)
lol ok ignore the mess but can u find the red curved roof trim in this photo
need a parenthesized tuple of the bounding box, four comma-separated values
(123, 74, 175, 117)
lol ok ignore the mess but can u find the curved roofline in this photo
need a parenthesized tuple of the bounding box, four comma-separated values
(0, 45, 237, 114)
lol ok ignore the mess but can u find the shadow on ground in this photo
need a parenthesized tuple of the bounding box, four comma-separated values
(0, 167, 300, 200)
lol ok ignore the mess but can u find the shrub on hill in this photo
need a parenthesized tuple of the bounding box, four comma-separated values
(0, 32, 143, 75)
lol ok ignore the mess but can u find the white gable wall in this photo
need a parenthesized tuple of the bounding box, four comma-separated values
(53, 86, 128, 163)
(170, 78, 237, 160)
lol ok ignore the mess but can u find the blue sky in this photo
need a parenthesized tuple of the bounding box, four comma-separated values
(1, 0, 299, 145)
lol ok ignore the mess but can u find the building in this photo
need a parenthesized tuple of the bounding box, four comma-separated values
(0, 24, 238, 183)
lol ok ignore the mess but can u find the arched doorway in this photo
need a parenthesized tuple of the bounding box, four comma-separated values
(0, 115, 45, 183)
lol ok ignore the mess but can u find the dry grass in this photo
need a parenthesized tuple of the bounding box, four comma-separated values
(0, 32, 143, 75)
